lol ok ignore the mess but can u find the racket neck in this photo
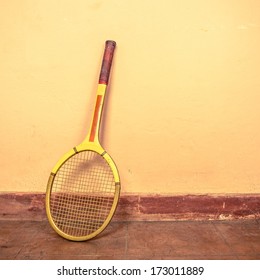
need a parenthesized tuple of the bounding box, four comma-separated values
(87, 83, 107, 143)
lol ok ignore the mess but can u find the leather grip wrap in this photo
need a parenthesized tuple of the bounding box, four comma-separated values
(98, 40, 116, 85)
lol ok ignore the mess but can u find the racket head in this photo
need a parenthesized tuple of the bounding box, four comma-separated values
(46, 144, 120, 241)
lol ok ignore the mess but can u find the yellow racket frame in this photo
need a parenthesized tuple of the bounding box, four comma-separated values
(46, 83, 121, 241)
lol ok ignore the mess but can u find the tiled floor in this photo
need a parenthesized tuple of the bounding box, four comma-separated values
(0, 219, 259, 260)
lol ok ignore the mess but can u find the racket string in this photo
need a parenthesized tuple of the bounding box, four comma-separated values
(49, 151, 116, 237)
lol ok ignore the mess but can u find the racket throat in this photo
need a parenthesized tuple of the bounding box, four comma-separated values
(89, 94, 103, 142)
(87, 84, 107, 143)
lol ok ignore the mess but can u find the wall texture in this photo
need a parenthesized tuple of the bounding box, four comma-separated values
(1, 0, 260, 195)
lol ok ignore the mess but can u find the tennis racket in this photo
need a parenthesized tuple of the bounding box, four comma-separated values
(46, 40, 120, 241)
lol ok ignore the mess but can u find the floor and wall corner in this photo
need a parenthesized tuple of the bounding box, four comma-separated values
(0, 1, 259, 260)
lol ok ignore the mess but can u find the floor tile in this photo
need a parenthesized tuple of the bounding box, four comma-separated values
(214, 220, 260, 257)
(126, 221, 234, 259)
(16, 221, 128, 260)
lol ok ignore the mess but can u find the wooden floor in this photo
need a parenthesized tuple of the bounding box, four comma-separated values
(0, 219, 259, 260)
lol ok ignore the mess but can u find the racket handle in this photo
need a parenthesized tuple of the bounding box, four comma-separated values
(99, 40, 116, 85)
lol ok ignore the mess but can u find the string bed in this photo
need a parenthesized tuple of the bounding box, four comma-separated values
(50, 150, 116, 237)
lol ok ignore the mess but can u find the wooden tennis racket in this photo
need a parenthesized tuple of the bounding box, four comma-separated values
(46, 40, 120, 241)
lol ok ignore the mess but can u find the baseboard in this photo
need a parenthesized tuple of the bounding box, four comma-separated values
(0, 193, 259, 221)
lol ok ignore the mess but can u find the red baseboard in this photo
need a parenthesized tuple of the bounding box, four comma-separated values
(115, 194, 260, 221)
(0, 193, 259, 221)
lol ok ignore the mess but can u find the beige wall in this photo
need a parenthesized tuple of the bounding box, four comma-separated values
(1, 0, 260, 194)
